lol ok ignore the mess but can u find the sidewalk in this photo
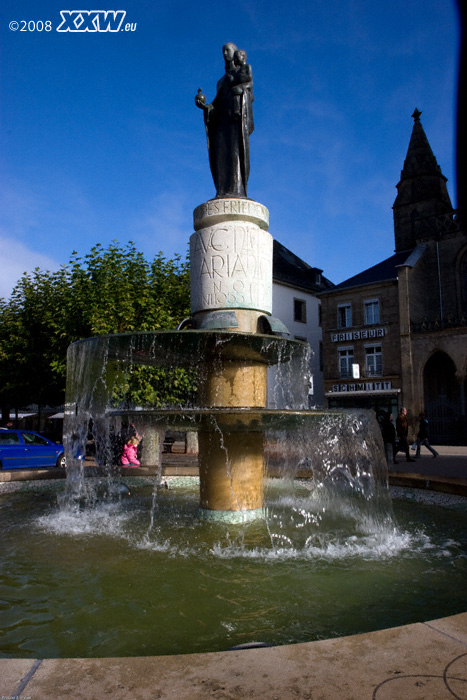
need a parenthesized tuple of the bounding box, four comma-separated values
(2, 613, 467, 699)
(390, 445, 467, 479)
(388, 445, 467, 496)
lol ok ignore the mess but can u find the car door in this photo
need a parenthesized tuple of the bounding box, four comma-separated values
(21, 432, 58, 468)
(0, 431, 26, 468)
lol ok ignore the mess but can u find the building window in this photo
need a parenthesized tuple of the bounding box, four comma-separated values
(294, 298, 306, 323)
(337, 303, 352, 328)
(365, 345, 382, 376)
(364, 299, 380, 325)
(338, 347, 354, 378)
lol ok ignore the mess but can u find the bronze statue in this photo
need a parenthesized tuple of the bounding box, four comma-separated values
(195, 43, 254, 199)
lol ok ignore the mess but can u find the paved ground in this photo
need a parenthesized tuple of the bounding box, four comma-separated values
(387, 445, 467, 497)
(2, 613, 467, 699)
(1, 447, 467, 699)
(390, 444, 467, 479)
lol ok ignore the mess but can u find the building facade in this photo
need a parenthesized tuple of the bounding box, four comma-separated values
(272, 240, 334, 407)
(320, 111, 467, 444)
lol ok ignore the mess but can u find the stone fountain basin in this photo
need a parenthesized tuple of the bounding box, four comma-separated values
(69, 329, 308, 367)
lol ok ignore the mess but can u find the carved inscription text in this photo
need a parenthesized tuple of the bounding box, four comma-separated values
(190, 222, 272, 313)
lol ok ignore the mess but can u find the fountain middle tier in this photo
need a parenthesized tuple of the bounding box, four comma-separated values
(107, 407, 332, 429)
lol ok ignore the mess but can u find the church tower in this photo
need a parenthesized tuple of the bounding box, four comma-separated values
(393, 109, 454, 252)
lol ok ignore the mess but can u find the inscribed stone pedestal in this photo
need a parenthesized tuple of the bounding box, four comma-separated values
(190, 198, 272, 316)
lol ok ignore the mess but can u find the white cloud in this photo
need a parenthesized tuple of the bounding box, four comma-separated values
(130, 189, 193, 260)
(0, 176, 67, 299)
(0, 233, 61, 300)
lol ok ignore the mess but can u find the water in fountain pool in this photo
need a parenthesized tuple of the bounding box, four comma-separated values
(1, 477, 466, 659)
(12, 329, 457, 658)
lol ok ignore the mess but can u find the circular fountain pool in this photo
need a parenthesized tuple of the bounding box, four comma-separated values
(1, 477, 466, 659)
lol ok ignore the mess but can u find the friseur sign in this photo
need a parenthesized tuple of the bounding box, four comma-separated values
(330, 328, 386, 342)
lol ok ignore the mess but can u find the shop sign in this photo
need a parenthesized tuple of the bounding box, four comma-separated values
(330, 328, 386, 342)
(331, 381, 392, 393)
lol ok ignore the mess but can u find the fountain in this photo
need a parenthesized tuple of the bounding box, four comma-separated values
(62, 42, 388, 523)
(1, 45, 466, 663)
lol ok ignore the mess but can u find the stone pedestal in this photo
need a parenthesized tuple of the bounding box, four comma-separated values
(190, 198, 272, 332)
(186, 431, 198, 455)
(198, 430, 264, 515)
(190, 198, 271, 518)
(198, 360, 267, 407)
(139, 427, 162, 467)
(197, 357, 267, 515)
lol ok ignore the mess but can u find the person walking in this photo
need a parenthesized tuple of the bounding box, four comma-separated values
(381, 411, 398, 465)
(396, 407, 415, 462)
(415, 412, 439, 458)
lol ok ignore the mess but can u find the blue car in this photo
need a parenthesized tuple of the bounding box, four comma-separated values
(0, 430, 65, 470)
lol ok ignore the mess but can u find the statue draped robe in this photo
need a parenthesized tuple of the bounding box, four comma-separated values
(203, 70, 254, 199)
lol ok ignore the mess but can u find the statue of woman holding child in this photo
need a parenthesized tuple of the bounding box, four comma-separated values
(195, 43, 254, 199)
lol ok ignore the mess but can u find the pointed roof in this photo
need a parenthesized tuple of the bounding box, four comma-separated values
(393, 110, 453, 253)
(398, 109, 445, 182)
(324, 248, 422, 293)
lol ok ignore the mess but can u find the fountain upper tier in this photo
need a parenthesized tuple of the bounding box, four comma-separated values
(68, 329, 307, 369)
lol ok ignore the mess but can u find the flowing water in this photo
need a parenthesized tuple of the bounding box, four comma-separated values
(1, 477, 466, 659)
(5, 329, 460, 659)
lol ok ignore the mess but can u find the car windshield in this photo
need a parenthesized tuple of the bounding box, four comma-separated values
(22, 432, 49, 446)
(0, 432, 20, 445)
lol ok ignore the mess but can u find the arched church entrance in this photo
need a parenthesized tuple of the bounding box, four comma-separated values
(423, 351, 459, 444)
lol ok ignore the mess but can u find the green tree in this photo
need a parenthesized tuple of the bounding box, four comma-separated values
(0, 265, 72, 411)
(0, 242, 191, 417)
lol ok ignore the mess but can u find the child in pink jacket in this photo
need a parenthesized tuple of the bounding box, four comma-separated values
(121, 436, 140, 467)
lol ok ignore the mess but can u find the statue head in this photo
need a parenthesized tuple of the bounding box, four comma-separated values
(234, 49, 247, 66)
(222, 43, 237, 64)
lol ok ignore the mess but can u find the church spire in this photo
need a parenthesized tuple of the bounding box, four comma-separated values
(398, 109, 443, 181)
(393, 110, 453, 252)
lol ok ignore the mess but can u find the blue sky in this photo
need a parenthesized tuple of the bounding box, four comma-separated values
(1, 0, 460, 300)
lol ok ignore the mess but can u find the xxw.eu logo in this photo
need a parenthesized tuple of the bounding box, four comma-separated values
(57, 10, 132, 32)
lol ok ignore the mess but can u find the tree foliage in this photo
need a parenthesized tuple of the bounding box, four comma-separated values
(0, 242, 191, 411)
